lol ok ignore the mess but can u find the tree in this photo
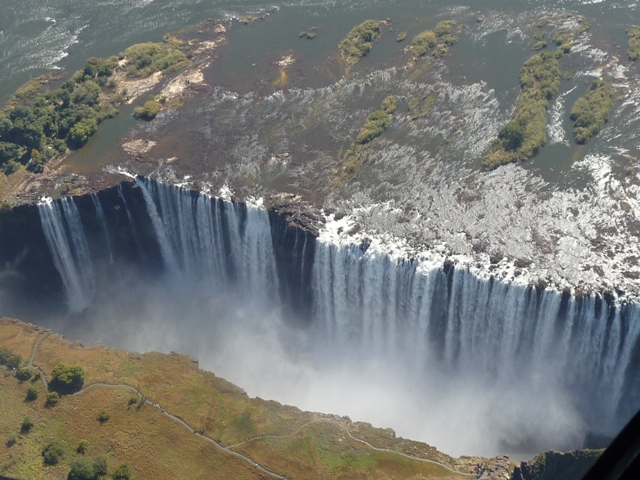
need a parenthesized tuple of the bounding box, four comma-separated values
(112, 464, 133, 480)
(46, 391, 60, 407)
(67, 118, 98, 148)
(51, 363, 85, 392)
(67, 458, 96, 480)
(26, 385, 38, 401)
(15, 367, 33, 381)
(42, 441, 64, 465)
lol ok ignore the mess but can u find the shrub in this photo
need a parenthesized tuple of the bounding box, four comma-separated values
(67, 458, 96, 480)
(42, 441, 64, 465)
(6, 433, 17, 447)
(21, 416, 34, 433)
(46, 391, 60, 407)
(381, 95, 398, 114)
(25, 385, 38, 401)
(77, 439, 90, 454)
(112, 464, 133, 480)
(15, 367, 33, 381)
(133, 100, 161, 120)
(396, 32, 407, 42)
(128, 396, 138, 406)
(51, 363, 85, 392)
(98, 411, 111, 423)
(339, 20, 382, 65)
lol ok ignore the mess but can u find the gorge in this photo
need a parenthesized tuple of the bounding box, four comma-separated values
(2, 177, 638, 458)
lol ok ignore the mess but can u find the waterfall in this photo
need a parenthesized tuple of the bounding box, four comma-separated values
(91, 193, 113, 264)
(134, 178, 279, 301)
(311, 237, 640, 435)
(38, 197, 95, 313)
(32, 180, 640, 451)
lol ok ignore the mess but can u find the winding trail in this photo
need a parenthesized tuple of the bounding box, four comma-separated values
(228, 419, 475, 477)
(26, 333, 473, 479)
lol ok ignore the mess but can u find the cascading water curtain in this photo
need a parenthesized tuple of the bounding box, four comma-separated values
(38, 197, 95, 313)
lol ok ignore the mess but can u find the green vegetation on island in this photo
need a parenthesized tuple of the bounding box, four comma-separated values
(0, 65, 119, 175)
(628, 26, 640, 60)
(534, 41, 548, 50)
(483, 51, 561, 169)
(408, 93, 438, 120)
(299, 31, 316, 39)
(123, 36, 191, 79)
(339, 20, 382, 66)
(396, 32, 407, 42)
(410, 20, 458, 61)
(340, 95, 398, 181)
(0, 34, 196, 177)
(570, 79, 615, 144)
(133, 99, 161, 120)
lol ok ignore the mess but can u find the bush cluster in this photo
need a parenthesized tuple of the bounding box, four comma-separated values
(483, 51, 560, 169)
(133, 99, 161, 121)
(339, 20, 382, 65)
(570, 79, 615, 144)
(410, 20, 458, 60)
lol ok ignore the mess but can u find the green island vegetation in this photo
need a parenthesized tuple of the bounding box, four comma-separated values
(410, 20, 458, 61)
(533, 31, 546, 40)
(1, 316, 487, 480)
(338, 20, 382, 66)
(122, 35, 191, 79)
(299, 31, 316, 39)
(340, 95, 398, 181)
(133, 99, 161, 120)
(408, 92, 438, 120)
(628, 26, 640, 60)
(570, 79, 615, 144)
(534, 41, 548, 51)
(0, 35, 194, 177)
(483, 51, 561, 169)
(396, 31, 407, 42)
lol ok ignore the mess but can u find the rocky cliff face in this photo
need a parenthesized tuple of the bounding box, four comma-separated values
(510, 450, 602, 480)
